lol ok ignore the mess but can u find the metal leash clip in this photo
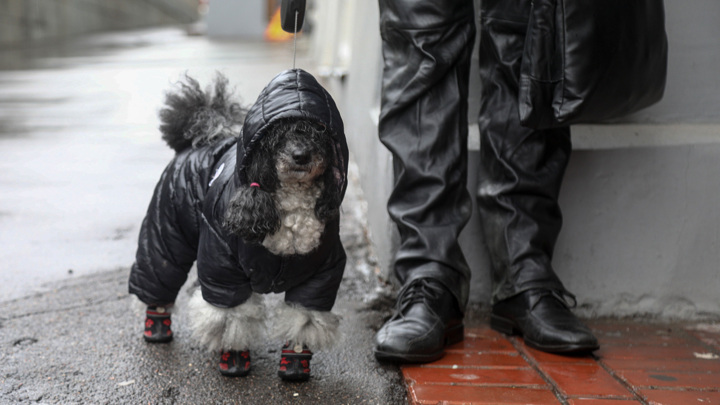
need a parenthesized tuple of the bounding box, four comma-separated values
(280, 0, 306, 69)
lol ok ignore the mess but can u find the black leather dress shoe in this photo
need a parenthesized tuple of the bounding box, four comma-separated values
(491, 289, 599, 354)
(373, 278, 464, 363)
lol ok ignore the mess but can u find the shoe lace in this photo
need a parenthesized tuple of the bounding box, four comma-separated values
(392, 279, 442, 320)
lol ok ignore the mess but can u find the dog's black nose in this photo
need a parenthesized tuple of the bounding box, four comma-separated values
(292, 150, 311, 165)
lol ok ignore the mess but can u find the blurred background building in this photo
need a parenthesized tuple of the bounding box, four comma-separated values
(0, 0, 200, 46)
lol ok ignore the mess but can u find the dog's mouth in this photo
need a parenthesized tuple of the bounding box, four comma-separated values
(289, 164, 313, 173)
(277, 158, 327, 183)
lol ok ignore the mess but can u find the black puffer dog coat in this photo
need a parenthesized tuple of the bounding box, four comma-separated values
(129, 69, 348, 311)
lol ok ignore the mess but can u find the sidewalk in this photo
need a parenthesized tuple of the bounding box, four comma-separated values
(403, 318, 720, 404)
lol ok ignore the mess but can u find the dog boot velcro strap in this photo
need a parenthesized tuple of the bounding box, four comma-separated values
(219, 350, 251, 377)
(278, 342, 313, 382)
(143, 307, 173, 343)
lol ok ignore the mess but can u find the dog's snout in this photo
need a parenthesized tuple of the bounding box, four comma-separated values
(292, 150, 311, 165)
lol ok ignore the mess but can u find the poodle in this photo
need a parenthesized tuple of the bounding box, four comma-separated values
(128, 68, 348, 381)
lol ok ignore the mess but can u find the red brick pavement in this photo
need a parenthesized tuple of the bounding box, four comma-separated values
(402, 320, 720, 404)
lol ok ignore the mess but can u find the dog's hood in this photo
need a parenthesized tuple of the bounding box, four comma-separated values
(237, 68, 348, 198)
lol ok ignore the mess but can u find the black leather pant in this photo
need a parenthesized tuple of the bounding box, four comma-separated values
(378, 0, 571, 309)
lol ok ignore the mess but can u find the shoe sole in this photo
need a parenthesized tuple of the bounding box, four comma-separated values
(143, 335, 173, 344)
(373, 323, 465, 364)
(490, 314, 599, 354)
(278, 373, 310, 382)
(219, 370, 250, 377)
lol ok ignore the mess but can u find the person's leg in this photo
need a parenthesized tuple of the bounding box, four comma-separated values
(478, 0, 570, 302)
(477, 0, 597, 353)
(373, 0, 475, 363)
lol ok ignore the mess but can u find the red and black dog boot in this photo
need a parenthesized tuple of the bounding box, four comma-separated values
(218, 349, 251, 377)
(143, 306, 173, 343)
(278, 342, 313, 382)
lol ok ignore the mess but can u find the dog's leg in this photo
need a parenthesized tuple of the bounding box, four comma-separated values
(187, 290, 266, 352)
(272, 302, 340, 350)
(272, 302, 340, 381)
(188, 291, 266, 377)
(135, 298, 175, 343)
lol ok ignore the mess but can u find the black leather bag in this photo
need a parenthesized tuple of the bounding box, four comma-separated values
(518, 0, 669, 129)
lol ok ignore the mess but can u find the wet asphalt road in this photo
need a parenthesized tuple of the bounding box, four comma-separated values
(0, 27, 407, 404)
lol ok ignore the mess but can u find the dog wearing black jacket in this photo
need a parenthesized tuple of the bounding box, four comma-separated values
(128, 69, 349, 381)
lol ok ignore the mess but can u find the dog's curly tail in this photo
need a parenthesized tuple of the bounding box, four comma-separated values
(158, 73, 247, 153)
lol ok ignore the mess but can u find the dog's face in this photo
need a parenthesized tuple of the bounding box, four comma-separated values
(250, 119, 333, 189)
(274, 128, 328, 185)
(225, 119, 341, 246)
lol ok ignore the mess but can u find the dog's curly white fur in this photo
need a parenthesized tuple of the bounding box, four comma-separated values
(272, 302, 341, 350)
(186, 291, 340, 352)
(263, 184, 325, 255)
(188, 291, 266, 352)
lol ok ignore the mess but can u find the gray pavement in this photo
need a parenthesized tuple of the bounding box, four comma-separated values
(0, 27, 406, 404)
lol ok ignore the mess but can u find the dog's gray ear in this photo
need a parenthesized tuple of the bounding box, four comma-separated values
(315, 171, 341, 223)
(224, 186, 280, 243)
